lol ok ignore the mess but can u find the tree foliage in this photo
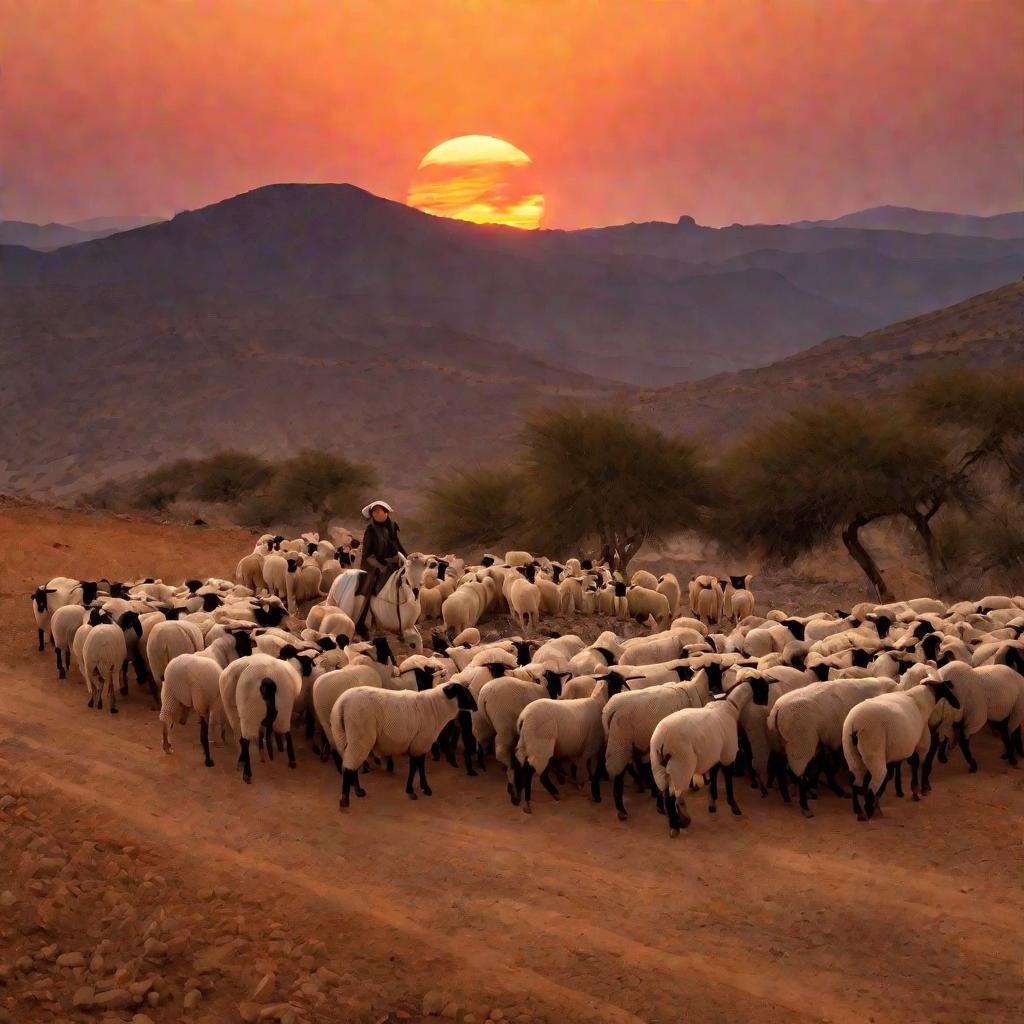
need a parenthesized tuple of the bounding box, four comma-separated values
(720, 403, 948, 599)
(244, 450, 377, 536)
(422, 465, 527, 553)
(424, 406, 714, 568)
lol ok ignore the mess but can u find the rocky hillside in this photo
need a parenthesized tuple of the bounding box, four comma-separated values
(636, 281, 1024, 438)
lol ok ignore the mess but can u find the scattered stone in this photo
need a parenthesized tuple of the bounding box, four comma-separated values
(57, 951, 86, 968)
(90, 953, 105, 973)
(37, 943, 58, 961)
(490, 1011, 505, 1021)
(184, 988, 203, 1009)
(93, 987, 132, 1009)
(15, 957, 32, 972)
(442, 1003, 460, 1020)
(238, 1002, 262, 1023)
(465, 1015, 478, 1024)
(0, 796, 16, 810)
(252, 973, 275, 1001)
(0, 893, 15, 909)
(166, 934, 189, 957)
(423, 991, 445, 1016)
(142, 938, 167, 959)
(129, 977, 154, 997)
(132, 1015, 155, 1024)
(72, 986, 95, 1008)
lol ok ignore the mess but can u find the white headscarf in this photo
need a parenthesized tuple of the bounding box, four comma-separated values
(361, 500, 394, 520)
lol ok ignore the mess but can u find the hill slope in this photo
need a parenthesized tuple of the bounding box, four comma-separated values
(636, 282, 1024, 438)
(792, 205, 1024, 239)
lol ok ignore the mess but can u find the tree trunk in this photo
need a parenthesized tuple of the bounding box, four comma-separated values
(841, 515, 894, 602)
(906, 510, 948, 593)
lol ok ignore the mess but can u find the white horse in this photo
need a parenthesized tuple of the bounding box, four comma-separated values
(325, 552, 428, 653)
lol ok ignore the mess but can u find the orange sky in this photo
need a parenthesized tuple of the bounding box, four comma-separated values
(1, 0, 1021, 227)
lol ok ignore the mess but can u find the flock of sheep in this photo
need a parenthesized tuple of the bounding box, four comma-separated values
(29, 531, 1024, 835)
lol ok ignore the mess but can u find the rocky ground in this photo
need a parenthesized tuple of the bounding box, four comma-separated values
(1, 498, 1022, 1024)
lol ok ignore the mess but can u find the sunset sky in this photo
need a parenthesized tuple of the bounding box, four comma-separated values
(2, 0, 1021, 228)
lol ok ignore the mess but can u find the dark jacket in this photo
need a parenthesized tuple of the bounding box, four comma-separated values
(356, 518, 407, 596)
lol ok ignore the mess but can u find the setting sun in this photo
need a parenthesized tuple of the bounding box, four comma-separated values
(407, 135, 544, 230)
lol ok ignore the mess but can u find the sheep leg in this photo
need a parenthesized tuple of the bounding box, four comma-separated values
(37, 628, 45, 652)
(539, 767, 560, 801)
(851, 781, 866, 821)
(476, 742, 486, 771)
(521, 763, 534, 813)
(240, 738, 253, 784)
(430, 742, 441, 762)
(921, 734, 939, 794)
(405, 757, 419, 800)
(655, 788, 665, 815)
(305, 707, 316, 741)
(55, 647, 66, 680)
(892, 763, 904, 798)
(863, 772, 877, 819)
(994, 717, 1018, 766)
(909, 752, 921, 800)
(589, 762, 602, 804)
(708, 763, 719, 814)
(285, 731, 296, 769)
(417, 755, 432, 796)
(199, 716, 214, 767)
(459, 711, 478, 777)
(956, 726, 978, 773)
(108, 676, 118, 714)
(330, 750, 342, 774)
(120, 661, 129, 696)
(798, 773, 814, 818)
(776, 765, 791, 804)
(274, 732, 285, 753)
(724, 762, 741, 816)
(823, 756, 847, 798)
(340, 768, 357, 808)
(664, 790, 682, 837)
(612, 773, 628, 821)
(508, 755, 522, 806)
(386, 756, 395, 774)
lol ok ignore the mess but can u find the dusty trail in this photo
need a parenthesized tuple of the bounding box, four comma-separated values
(1, 501, 1021, 1023)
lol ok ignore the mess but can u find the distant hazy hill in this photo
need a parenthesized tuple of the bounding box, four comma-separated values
(67, 215, 163, 233)
(792, 205, 1024, 239)
(0, 215, 163, 250)
(0, 220, 96, 251)
(636, 281, 1024, 439)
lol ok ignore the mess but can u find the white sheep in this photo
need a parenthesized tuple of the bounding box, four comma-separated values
(514, 675, 630, 812)
(603, 670, 717, 821)
(566, 631, 623, 676)
(506, 564, 542, 634)
(160, 653, 224, 766)
(767, 677, 899, 816)
(626, 586, 671, 630)
(842, 680, 961, 820)
(476, 669, 567, 800)
(618, 630, 702, 666)
(935, 661, 1024, 770)
(649, 686, 753, 835)
(234, 658, 302, 783)
(50, 604, 87, 680)
(147, 619, 204, 686)
(331, 682, 478, 807)
(83, 623, 128, 713)
(262, 553, 298, 614)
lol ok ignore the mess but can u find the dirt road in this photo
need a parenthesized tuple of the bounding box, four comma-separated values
(1, 501, 1021, 1023)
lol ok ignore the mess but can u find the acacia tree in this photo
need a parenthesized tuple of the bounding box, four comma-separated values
(422, 465, 527, 552)
(520, 405, 713, 569)
(249, 450, 377, 537)
(907, 370, 1024, 581)
(722, 403, 949, 601)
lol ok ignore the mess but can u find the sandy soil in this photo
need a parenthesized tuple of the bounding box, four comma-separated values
(1, 499, 1021, 1024)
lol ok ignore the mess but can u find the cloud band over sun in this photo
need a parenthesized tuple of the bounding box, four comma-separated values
(408, 135, 544, 230)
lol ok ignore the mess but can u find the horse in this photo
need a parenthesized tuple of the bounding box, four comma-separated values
(325, 552, 428, 653)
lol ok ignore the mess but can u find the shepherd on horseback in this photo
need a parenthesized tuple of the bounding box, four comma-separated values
(353, 500, 407, 639)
